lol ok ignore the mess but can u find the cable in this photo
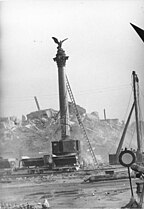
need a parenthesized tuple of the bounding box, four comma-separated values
(105, 90, 133, 157)
(122, 90, 133, 123)
(1, 84, 131, 101)
(128, 124, 136, 148)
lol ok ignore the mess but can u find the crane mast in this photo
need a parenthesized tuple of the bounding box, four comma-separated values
(132, 71, 142, 162)
(109, 71, 142, 165)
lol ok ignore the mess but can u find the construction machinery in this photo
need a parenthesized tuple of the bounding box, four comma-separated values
(109, 71, 143, 165)
(109, 23, 144, 165)
(52, 37, 98, 170)
(19, 155, 53, 174)
(14, 38, 97, 174)
(51, 37, 80, 170)
(0, 157, 12, 176)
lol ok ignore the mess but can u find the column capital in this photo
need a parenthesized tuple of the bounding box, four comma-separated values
(53, 48, 69, 67)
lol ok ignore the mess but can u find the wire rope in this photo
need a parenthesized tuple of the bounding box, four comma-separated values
(128, 123, 136, 149)
(105, 89, 133, 157)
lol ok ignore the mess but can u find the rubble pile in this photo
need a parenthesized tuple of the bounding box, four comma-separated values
(0, 104, 143, 165)
(0, 202, 50, 209)
(0, 202, 35, 209)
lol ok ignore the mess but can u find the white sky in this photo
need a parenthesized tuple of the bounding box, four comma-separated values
(1, 0, 144, 121)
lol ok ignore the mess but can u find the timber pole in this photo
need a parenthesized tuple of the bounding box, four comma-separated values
(132, 71, 142, 160)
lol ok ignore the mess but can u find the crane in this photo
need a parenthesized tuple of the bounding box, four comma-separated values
(66, 75, 98, 168)
(109, 71, 143, 165)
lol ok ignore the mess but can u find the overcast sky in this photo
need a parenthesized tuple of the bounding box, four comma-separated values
(1, 0, 144, 121)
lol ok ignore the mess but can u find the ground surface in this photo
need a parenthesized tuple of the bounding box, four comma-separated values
(0, 172, 140, 209)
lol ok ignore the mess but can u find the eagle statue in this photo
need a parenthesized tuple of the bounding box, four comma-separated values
(52, 37, 68, 48)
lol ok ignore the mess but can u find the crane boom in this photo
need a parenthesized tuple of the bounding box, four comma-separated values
(116, 102, 135, 158)
(66, 75, 98, 168)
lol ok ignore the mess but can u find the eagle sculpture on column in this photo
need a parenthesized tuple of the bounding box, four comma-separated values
(52, 37, 68, 49)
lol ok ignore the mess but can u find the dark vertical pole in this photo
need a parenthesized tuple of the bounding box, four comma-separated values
(53, 43, 70, 140)
(128, 167, 134, 198)
(34, 96, 40, 111)
(132, 71, 141, 155)
(104, 109, 106, 120)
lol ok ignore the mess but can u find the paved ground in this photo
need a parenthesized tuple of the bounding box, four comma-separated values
(0, 173, 140, 208)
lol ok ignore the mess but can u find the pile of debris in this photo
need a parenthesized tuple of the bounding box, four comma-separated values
(0, 199, 50, 209)
(0, 104, 141, 166)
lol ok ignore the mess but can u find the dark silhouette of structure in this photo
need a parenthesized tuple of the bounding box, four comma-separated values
(130, 23, 144, 42)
